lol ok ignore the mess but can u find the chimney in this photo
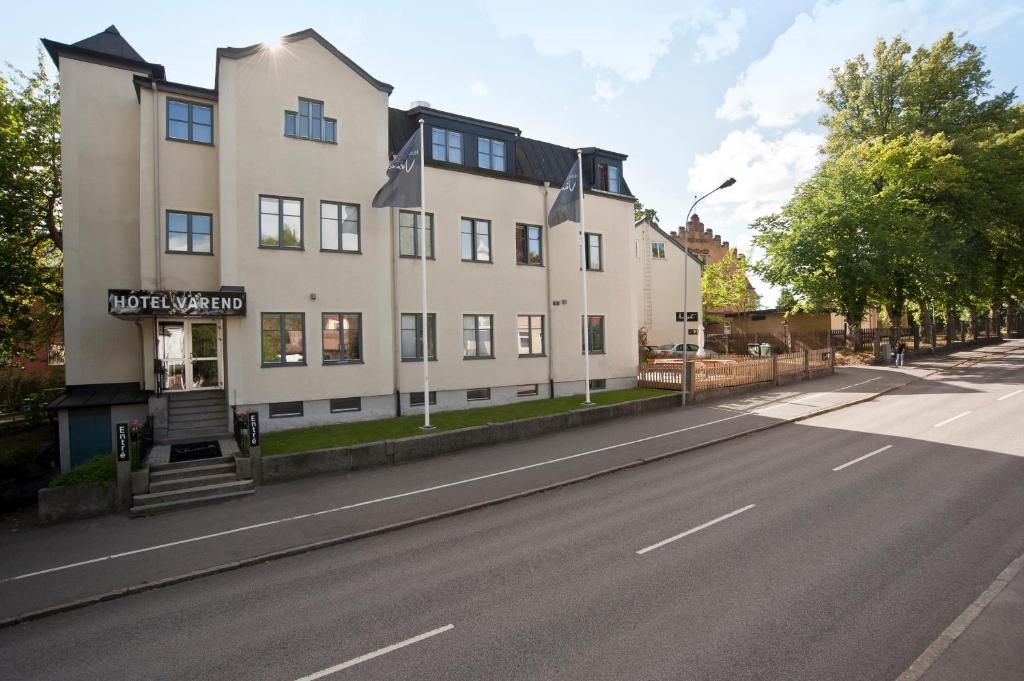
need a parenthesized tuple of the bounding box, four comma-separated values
(410, 100, 431, 109)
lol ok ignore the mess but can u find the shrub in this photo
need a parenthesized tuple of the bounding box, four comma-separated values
(49, 453, 116, 488)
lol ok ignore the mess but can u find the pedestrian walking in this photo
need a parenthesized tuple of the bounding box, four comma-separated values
(895, 340, 907, 367)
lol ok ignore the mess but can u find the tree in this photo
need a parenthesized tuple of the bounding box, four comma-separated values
(634, 200, 659, 226)
(702, 249, 759, 320)
(0, 53, 62, 360)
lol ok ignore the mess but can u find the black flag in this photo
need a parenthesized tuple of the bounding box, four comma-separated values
(548, 157, 581, 227)
(372, 128, 422, 208)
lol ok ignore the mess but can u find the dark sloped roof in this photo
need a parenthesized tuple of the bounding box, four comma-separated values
(388, 108, 632, 196)
(73, 25, 146, 62)
(42, 24, 165, 79)
(48, 383, 151, 411)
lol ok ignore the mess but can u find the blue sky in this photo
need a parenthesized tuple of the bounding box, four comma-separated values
(5, 0, 1023, 305)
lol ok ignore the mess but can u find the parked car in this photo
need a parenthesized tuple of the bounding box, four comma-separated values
(656, 343, 718, 359)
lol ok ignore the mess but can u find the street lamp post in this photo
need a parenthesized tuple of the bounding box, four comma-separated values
(681, 177, 736, 407)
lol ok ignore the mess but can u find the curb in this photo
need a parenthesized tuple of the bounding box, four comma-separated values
(5, 343, 1013, 629)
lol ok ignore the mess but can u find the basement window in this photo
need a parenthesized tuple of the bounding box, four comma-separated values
(269, 401, 303, 418)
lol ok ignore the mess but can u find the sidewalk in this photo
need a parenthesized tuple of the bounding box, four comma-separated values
(0, 343, 1009, 625)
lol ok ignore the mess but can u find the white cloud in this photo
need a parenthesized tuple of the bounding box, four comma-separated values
(487, 2, 747, 101)
(717, 0, 1023, 127)
(694, 8, 747, 63)
(592, 77, 624, 103)
(471, 79, 489, 97)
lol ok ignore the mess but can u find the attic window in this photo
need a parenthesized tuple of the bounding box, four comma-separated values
(285, 98, 337, 143)
(597, 163, 620, 193)
(431, 128, 462, 163)
(478, 137, 505, 171)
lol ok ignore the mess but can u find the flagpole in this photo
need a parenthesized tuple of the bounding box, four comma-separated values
(418, 119, 432, 429)
(578, 150, 593, 405)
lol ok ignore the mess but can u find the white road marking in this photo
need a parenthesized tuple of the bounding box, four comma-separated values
(2, 375, 890, 584)
(997, 389, 1023, 401)
(934, 411, 971, 428)
(755, 377, 883, 413)
(832, 445, 893, 471)
(636, 504, 756, 555)
(292, 624, 454, 681)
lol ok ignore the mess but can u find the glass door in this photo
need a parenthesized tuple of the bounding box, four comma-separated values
(158, 320, 222, 391)
(158, 322, 186, 391)
(189, 322, 221, 389)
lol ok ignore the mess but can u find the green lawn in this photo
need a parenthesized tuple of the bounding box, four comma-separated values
(262, 388, 671, 456)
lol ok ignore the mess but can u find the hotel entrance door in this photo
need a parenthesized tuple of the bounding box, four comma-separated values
(157, 320, 223, 391)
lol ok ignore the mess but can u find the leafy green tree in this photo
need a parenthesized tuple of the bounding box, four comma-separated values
(702, 249, 759, 320)
(634, 200, 659, 226)
(0, 53, 62, 360)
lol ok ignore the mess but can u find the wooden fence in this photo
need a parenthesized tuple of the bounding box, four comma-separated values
(639, 347, 834, 392)
(776, 351, 805, 376)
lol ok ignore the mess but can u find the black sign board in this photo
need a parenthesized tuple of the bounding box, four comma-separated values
(108, 289, 246, 317)
(687, 328, 699, 335)
(821, 351, 832, 361)
(115, 422, 129, 462)
(248, 412, 260, 448)
(675, 311, 699, 322)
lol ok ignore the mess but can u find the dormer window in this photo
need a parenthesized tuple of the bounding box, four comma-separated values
(478, 137, 506, 171)
(597, 163, 620, 193)
(431, 128, 462, 163)
(285, 98, 337, 143)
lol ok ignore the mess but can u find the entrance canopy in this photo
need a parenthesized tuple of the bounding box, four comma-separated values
(108, 289, 246, 317)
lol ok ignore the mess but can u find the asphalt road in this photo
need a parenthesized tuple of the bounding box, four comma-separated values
(2, 341, 1023, 680)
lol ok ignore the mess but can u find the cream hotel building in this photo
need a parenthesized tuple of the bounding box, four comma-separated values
(44, 26, 698, 468)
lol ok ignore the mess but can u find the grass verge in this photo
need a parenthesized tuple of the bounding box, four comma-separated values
(49, 453, 116, 488)
(262, 388, 671, 456)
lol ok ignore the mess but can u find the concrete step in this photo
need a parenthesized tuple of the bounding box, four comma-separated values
(166, 397, 227, 408)
(130, 489, 255, 517)
(168, 404, 229, 417)
(167, 415, 228, 429)
(151, 455, 235, 473)
(149, 472, 238, 493)
(150, 461, 236, 481)
(132, 478, 254, 506)
(160, 427, 233, 444)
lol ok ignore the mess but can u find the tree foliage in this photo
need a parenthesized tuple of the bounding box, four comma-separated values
(702, 249, 760, 319)
(753, 32, 1023, 338)
(0, 52, 62, 360)
(634, 200, 659, 226)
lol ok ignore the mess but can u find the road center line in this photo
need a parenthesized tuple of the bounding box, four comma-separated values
(832, 445, 892, 471)
(636, 504, 756, 555)
(997, 388, 1023, 401)
(934, 411, 971, 428)
(3, 375, 889, 584)
(292, 624, 454, 681)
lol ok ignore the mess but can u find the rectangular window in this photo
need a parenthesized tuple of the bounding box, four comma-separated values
(478, 137, 506, 171)
(589, 378, 607, 390)
(515, 224, 543, 265)
(166, 211, 213, 254)
(285, 99, 336, 143)
(431, 127, 462, 163)
(582, 315, 605, 354)
(167, 99, 213, 144)
(460, 218, 491, 262)
(269, 401, 304, 418)
(259, 196, 303, 249)
(399, 211, 434, 258)
(410, 391, 437, 407)
(330, 397, 361, 413)
(320, 201, 360, 252)
(585, 233, 603, 271)
(651, 242, 666, 259)
(261, 313, 306, 366)
(467, 388, 491, 401)
(463, 314, 494, 358)
(517, 315, 544, 356)
(608, 165, 620, 193)
(322, 313, 362, 364)
(401, 313, 436, 360)
(517, 384, 539, 397)
(48, 342, 65, 366)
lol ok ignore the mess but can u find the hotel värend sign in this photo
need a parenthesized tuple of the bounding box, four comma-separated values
(108, 289, 246, 317)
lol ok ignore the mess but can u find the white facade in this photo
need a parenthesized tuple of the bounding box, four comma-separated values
(633, 218, 703, 347)
(46, 26, 665, 463)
